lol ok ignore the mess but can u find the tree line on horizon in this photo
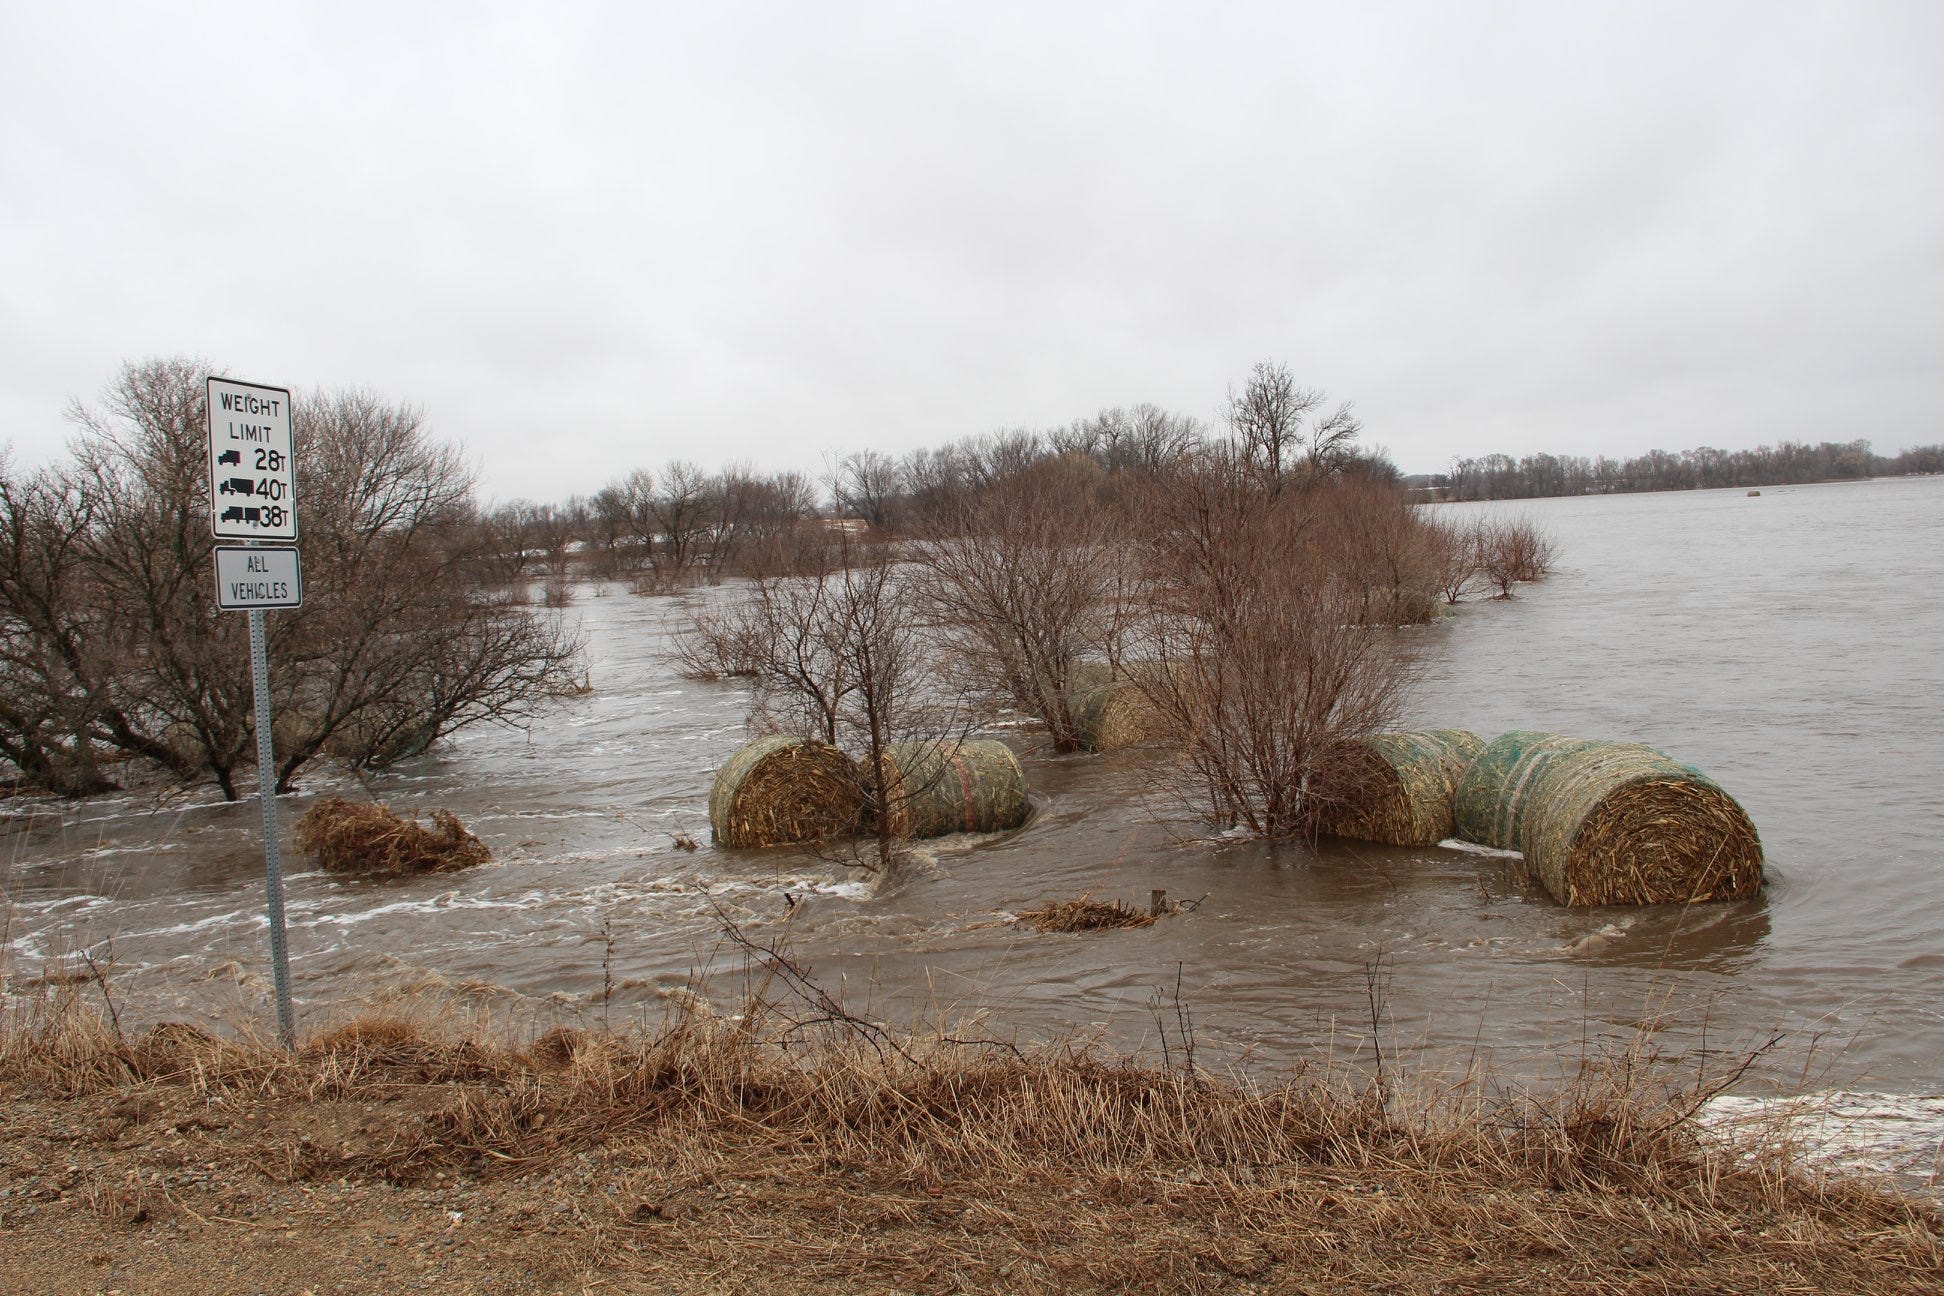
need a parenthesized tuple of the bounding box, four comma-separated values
(1439, 438, 1942, 502)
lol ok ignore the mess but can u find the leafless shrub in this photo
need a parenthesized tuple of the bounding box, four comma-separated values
(1312, 476, 1446, 625)
(909, 454, 1124, 751)
(670, 601, 766, 680)
(1477, 516, 1557, 597)
(1125, 449, 1407, 837)
(541, 574, 574, 607)
(1427, 513, 1481, 604)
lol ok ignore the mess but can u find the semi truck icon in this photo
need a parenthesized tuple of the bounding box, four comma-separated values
(218, 506, 263, 525)
(217, 449, 242, 466)
(219, 477, 255, 496)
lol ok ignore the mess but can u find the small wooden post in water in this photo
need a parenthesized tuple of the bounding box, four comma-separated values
(1150, 889, 1168, 918)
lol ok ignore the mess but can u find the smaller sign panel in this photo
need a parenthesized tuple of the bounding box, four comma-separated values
(214, 546, 303, 610)
(207, 377, 298, 541)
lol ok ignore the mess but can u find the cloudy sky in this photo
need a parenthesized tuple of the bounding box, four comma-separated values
(3, 1, 1938, 501)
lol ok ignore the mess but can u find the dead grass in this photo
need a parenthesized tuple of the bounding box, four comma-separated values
(0, 969, 1938, 1295)
(292, 797, 492, 875)
(1016, 896, 1158, 933)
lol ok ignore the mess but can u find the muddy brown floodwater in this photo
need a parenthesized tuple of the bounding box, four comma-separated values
(5, 477, 1942, 1110)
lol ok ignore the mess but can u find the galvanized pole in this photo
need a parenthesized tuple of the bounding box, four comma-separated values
(247, 603, 295, 1048)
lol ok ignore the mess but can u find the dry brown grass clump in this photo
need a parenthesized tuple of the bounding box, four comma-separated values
(1313, 728, 1485, 846)
(1454, 732, 1764, 905)
(708, 734, 862, 848)
(292, 797, 491, 875)
(1016, 896, 1157, 932)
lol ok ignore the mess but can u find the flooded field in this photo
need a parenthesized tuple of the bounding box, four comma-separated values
(5, 476, 1942, 1111)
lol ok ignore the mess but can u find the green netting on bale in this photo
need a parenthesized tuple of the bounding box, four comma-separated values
(1452, 731, 1763, 906)
(1452, 731, 1610, 851)
(709, 735, 862, 848)
(881, 739, 1032, 839)
(1314, 728, 1485, 846)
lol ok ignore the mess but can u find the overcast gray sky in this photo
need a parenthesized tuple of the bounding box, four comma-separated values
(3, 1, 1939, 500)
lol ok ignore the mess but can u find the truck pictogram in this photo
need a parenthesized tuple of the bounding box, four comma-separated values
(217, 449, 242, 466)
(219, 477, 256, 497)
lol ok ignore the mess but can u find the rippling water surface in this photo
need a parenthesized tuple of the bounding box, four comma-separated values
(5, 477, 1942, 1104)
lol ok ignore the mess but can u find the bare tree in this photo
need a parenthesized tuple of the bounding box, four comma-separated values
(1226, 360, 1361, 489)
(0, 358, 585, 799)
(832, 450, 904, 532)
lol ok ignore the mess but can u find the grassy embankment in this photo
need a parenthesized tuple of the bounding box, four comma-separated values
(1, 963, 1938, 1296)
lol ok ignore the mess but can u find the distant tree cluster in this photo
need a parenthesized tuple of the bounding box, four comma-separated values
(0, 359, 583, 799)
(1443, 439, 1942, 502)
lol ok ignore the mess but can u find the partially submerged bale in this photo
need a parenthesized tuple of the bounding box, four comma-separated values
(1314, 729, 1485, 846)
(1452, 731, 1764, 906)
(879, 739, 1031, 839)
(1017, 896, 1155, 933)
(293, 798, 491, 875)
(1067, 661, 1162, 752)
(709, 735, 862, 848)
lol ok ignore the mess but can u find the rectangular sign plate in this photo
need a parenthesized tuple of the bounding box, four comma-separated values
(214, 546, 303, 610)
(207, 377, 298, 541)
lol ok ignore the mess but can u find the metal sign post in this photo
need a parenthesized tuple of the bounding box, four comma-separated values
(247, 601, 295, 1048)
(207, 377, 301, 1049)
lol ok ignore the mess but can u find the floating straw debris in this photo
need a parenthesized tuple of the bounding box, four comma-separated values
(1452, 731, 1763, 906)
(708, 735, 863, 848)
(1313, 728, 1485, 846)
(293, 798, 491, 875)
(1016, 896, 1156, 933)
(877, 739, 1031, 839)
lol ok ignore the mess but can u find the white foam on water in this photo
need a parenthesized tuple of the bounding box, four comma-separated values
(1437, 838, 1522, 859)
(1702, 1092, 1944, 1192)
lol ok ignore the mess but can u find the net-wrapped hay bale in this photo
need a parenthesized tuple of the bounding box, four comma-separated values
(1314, 729, 1485, 846)
(1452, 731, 1606, 851)
(1452, 731, 1764, 905)
(879, 739, 1031, 838)
(293, 798, 491, 875)
(709, 735, 863, 848)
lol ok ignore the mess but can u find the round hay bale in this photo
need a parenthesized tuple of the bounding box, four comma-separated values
(879, 739, 1031, 839)
(1452, 731, 1764, 906)
(1067, 661, 1163, 752)
(1314, 728, 1485, 846)
(709, 735, 862, 848)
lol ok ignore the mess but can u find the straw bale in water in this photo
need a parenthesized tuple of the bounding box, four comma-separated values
(293, 798, 491, 875)
(709, 735, 862, 848)
(1017, 896, 1155, 933)
(1314, 729, 1485, 846)
(1067, 661, 1162, 752)
(878, 739, 1031, 839)
(1452, 731, 1763, 906)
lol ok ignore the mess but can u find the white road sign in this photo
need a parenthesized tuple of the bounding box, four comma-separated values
(207, 377, 298, 541)
(214, 546, 303, 610)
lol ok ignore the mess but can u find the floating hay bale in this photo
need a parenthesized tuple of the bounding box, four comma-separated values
(1314, 729, 1485, 846)
(709, 735, 862, 848)
(1452, 732, 1763, 906)
(293, 798, 491, 875)
(1017, 896, 1156, 933)
(878, 739, 1031, 839)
